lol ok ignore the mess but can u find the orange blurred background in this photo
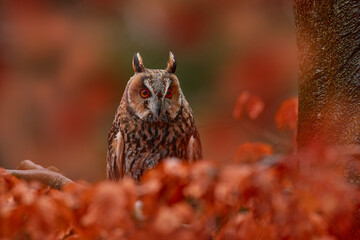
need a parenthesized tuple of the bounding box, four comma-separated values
(0, 0, 297, 181)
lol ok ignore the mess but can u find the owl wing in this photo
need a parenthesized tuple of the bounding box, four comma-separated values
(187, 128, 202, 163)
(106, 122, 125, 180)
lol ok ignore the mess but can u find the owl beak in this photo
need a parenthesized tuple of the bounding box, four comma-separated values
(155, 102, 162, 116)
(149, 99, 163, 120)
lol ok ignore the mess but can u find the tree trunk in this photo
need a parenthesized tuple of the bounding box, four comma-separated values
(293, 0, 360, 148)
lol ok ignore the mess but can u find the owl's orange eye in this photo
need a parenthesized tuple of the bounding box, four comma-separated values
(140, 89, 150, 98)
(166, 89, 173, 98)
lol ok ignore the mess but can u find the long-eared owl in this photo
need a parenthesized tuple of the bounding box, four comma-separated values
(106, 52, 202, 181)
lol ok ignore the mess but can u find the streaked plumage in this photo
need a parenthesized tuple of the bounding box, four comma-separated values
(106, 52, 202, 181)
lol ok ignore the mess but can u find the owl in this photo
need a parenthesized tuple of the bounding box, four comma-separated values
(106, 52, 202, 181)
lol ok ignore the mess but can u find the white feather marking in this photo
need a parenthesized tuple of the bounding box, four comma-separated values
(115, 131, 121, 157)
(144, 79, 155, 96)
(187, 135, 195, 163)
(165, 79, 171, 93)
(114, 131, 123, 178)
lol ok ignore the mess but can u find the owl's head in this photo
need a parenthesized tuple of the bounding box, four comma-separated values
(126, 52, 183, 122)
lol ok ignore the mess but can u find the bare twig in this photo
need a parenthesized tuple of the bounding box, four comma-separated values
(5, 160, 73, 190)
(6, 169, 73, 190)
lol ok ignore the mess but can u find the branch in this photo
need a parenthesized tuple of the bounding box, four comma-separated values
(5, 160, 74, 190)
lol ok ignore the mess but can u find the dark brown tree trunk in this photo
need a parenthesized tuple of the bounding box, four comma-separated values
(294, 3, 360, 237)
(293, 0, 360, 148)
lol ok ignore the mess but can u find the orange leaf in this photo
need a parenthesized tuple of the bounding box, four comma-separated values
(233, 142, 273, 163)
(233, 92, 264, 120)
(275, 97, 298, 131)
(246, 95, 265, 120)
(233, 91, 250, 120)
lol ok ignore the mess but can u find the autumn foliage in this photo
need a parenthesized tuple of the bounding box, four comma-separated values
(275, 97, 298, 131)
(1, 147, 359, 239)
(233, 91, 265, 120)
(1, 97, 360, 239)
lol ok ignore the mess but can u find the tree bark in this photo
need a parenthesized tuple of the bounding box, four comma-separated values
(293, 0, 360, 147)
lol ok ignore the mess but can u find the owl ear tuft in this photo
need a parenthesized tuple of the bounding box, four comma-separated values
(166, 51, 177, 74)
(132, 52, 145, 73)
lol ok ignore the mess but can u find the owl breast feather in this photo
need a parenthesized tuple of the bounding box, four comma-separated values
(121, 108, 194, 181)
